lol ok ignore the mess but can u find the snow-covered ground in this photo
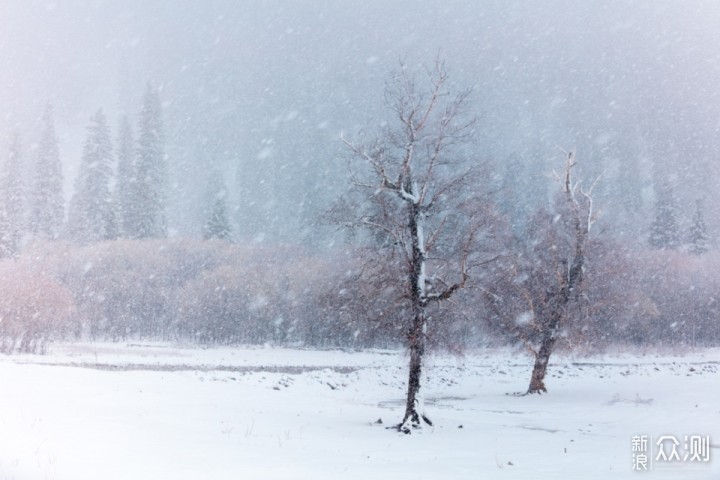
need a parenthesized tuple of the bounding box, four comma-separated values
(0, 343, 717, 479)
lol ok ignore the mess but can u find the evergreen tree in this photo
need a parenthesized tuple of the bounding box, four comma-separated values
(115, 115, 137, 237)
(0, 133, 25, 257)
(0, 205, 11, 258)
(30, 106, 64, 240)
(134, 83, 167, 238)
(202, 170, 232, 241)
(649, 181, 680, 249)
(68, 109, 117, 243)
(608, 148, 646, 240)
(497, 152, 538, 235)
(616, 155, 644, 217)
(689, 199, 709, 254)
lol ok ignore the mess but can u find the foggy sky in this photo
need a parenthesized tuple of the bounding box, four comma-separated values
(2, 0, 720, 241)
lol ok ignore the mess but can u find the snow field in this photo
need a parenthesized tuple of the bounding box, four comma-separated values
(0, 344, 717, 479)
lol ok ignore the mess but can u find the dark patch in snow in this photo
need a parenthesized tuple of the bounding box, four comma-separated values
(13, 361, 359, 374)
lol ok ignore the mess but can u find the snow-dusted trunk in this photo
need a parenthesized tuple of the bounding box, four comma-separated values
(399, 195, 432, 432)
(402, 311, 427, 429)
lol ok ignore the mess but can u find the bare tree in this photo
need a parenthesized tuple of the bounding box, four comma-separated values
(341, 59, 496, 432)
(523, 151, 597, 394)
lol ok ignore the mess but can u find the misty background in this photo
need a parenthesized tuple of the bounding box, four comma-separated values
(0, 1, 718, 352)
(1, 0, 719, 243)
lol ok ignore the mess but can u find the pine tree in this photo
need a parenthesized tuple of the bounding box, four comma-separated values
(134, 83, 167, 238)
(202, 171, 232, 241)
(0, 133, 26, 257)
(30, 106, 64, 240)
(497, 152, 547, 236)
(115, 115, 137, 237)
(67, 109, 117, 243)
(689, 199, 709, 254)
(616, 155, 644, 217)
(610, 149, 646, 240)
(649, 181, 680, 249)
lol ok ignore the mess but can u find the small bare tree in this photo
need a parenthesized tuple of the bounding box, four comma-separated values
(341, 59, 496, 432)
(524, 150, 597, 394)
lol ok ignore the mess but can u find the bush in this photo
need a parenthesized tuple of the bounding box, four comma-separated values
(0, 261, 74, 353)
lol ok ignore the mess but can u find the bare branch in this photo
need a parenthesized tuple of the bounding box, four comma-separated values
(580, 171, 603, 233)
(425, 262, 468, 304)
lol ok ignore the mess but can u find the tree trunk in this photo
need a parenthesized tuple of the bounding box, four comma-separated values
(527, 330, 557, 394)
(398, 310, 431, 433)
(527, 231, 584, 394)
(397, 200, 432, 433)
(526, 282, 567, 394)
